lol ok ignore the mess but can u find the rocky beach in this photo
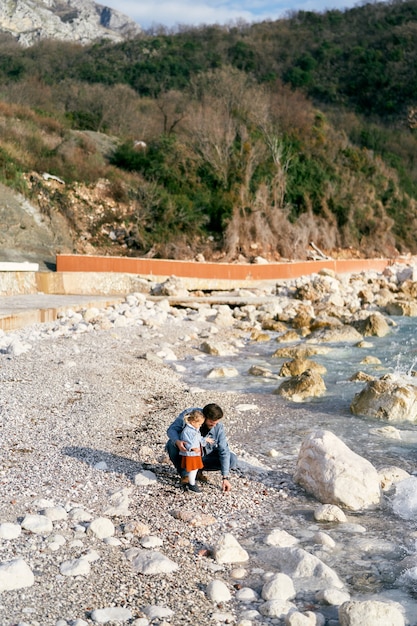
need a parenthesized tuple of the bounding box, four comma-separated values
(2, 263, 417, 626)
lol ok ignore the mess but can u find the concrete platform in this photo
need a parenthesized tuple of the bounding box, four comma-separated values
(0, 294, 125, 331)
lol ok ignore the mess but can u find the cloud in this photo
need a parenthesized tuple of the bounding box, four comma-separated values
(104, 0, 369, 29)
(104, 1, 277, 29)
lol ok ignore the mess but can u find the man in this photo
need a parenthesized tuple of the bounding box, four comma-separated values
(165, 403, 237, 492)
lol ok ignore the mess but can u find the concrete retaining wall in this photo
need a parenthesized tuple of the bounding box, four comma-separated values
(0, 254, 404, 296)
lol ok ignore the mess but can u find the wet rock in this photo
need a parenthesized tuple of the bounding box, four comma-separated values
(274, 369, 326, 402)
(307, 325, 363, 343)
(259, 546, 344, 592)
(350, 374, 417, 422)
(279, 358, 327, 377)
(338, 599, 405, 625)
(351, 313, 390, 337)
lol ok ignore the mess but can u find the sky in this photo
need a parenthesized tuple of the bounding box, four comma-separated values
(103, 0, 366, 30)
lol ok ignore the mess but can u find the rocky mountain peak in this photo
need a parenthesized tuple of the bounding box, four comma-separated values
(0, 0, 142, 46)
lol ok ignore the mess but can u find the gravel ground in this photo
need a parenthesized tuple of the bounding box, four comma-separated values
(0, 311, 300, 626)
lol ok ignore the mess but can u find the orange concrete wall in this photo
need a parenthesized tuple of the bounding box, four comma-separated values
(56, 254, 395, 281)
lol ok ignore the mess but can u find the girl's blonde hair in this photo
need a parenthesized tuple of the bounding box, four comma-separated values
(184, 409, 204, 425)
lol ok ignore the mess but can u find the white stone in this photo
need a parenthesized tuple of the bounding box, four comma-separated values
(260, 599, 297, 618)
(316, 587, 351, 605)
(261, 572, 296, 601)
(134, 470, 158, 486)
(294, 429, 381, 510)
(140, 535, 163, 548)
(60, 557, 91, 577)
(42, 506, 68, 521)
(213, 533, 249, 564)
(269, 546, 344, 591)
(314, 504, 347, 523)
(265, 528, 299, 547)
(0, 558, 34, 591)
(125, 548, 179, 574)
(88, 517, 115, 539)
(338, 599, 405, 625)
(93, 461, 108, 471)
(378, 466, 411, 491)
(21, 513, 53, 534)
(0, 522, 21, 539)
(68, 508, 92, 522)
(235, 586, 259, 602)
(206, 579, 232, 602)
(90, 607, 133, 623)
(142, 604, 174, 619)
(285, 609, 326, 625)
(313, 531, 336, 549)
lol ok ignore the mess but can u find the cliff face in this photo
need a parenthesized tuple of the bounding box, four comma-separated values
(0, 0, 141, 46)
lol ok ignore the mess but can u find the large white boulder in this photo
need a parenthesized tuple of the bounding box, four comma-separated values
(294, 429, 381, 510)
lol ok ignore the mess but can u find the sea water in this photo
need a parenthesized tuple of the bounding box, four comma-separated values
(177, 315, 417, 621)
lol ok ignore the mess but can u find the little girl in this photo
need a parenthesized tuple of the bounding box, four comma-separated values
(180, 410, 214, 493)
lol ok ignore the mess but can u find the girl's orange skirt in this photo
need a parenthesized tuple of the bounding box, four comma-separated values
(181, 455, 203, 471)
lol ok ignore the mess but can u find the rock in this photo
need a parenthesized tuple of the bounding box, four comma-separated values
(294, 429, 381, 510)
(385, 300, 417, 316)
(276, 330, 301, 343)
(260, 599, 297, 618)
(307, 325, 363, 343)
(206, 366, 239, 378)
(199, 340, 236, 356)
(265, 546, 344, 591)
(90, 607, 133, 623)
(0, 522, 21, 539)
(206, 579, 232, 602)
(261, 572, 296, 601)
(0, 558, 34, 591)
(350, 375, 417, 422)
(142, 605, 174, 620)
(274, 369, 326, 402)
(60, 557, 91, 577)
(273, 344, 331, 359)
(351, 313, 390, 337)
(21, 513, 53, 534)
(88, 517, 115, 539)
(134, 469, 158, 485)
(378, 466, 411, 491)
(235, 586, 259, 601)
(125, 548, 179, 574)
(285, 609, 326, 625)
(248, 365, 278, 378)
(264, 529, 299, 547)
(338, 599, 405, 625)
(314, 504, 347, 523)
(212, 533, 249, 564)
(316, 587, 351, 605)
(279, 358, 327, 377)
(0, 0, 142, 47)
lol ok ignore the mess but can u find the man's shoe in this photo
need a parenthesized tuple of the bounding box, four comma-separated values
(187, 483, 202, 493)
(180, 475, 189, 485)
(196, 470, 208, 483)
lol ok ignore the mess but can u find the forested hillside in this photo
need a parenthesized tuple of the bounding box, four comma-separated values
(1, 0, 417, 261)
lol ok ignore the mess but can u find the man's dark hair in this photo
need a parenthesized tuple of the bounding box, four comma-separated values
(203, 403, 223, 421)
